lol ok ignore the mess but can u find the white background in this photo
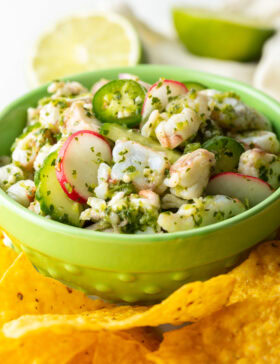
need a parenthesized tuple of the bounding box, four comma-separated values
(0, 0, 220, 109)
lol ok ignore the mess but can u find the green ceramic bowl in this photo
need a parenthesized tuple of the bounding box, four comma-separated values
(0, 65, 280, 304)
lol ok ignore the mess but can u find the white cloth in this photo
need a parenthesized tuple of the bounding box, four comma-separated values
(116, 0, 280, 101)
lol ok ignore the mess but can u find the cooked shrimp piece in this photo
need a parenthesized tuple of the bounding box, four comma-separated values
(34, 143, 60, 171)
(201, 89, 271, 131)
(48, 81, 88, 97)
(111, 140, 169, 193)
(161, 193, 186, 209)
(81, 191, 160, 233)
(12, 127, 52, 170)
(80, 197, 107, 222)
(138, 190, 160, 208)
(158, 195, 245, 232)
(27, 107, 40, 126)
(165, 149, 215, 199)
(118, 73, 151, 90)
(238, 148, 280, 189)
(62, 101, 100, 135)
(141, 110, 164, 139)
(7, 180, 35, 207)
(166, 92, 211, 119)
(28, 200, 43, 215)
(0, 164, 24, 191)
(91, 79, 109, 95)
(39, 102, 62, 133)
(155, 108, 202, 149)
(94, 163, 112, 200)
(234, 131, 280, 154)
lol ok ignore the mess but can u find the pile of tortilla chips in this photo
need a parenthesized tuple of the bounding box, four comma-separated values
(1, 229, 280, 363)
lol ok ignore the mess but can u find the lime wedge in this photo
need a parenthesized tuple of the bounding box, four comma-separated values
(29, 13, 141, 86)
(172, 7, 275, 62)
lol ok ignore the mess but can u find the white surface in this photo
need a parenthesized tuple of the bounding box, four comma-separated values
(0, 0, 219, 109)
(0, 0, 280, 110)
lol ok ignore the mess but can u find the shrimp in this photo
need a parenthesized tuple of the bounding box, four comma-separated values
(27, 107, 40, 126)
(238, 148, 280, 189)
(28, 200, 43, 215)
(91, 79, 109, 95)
(165, 92, 211, 119)
(48, 81, 88, 98)
(62, 101, 100, 135)
(34, 143, 60, 171)
(155, 108, 202, 149)
(81, 191, 160, 233)
(111, 140, 169, 194)
(7, 180, 35, 207)
(200, 90, 271, 131)
(94, 163, 112, 200)
(138, 190, 160, 208)
(0, 164, 24, 191)
(161, 193, 186, 209)
(39, 102, 62, 133)
(164, 149, 215, 199)
(234, 131, 280, 154)
(158, 195, 245, 232)
(141, 110, 165, 139)
(12, 127, 52, 170)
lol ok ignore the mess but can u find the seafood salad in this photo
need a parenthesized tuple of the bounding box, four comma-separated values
(1, 74, 279, 234)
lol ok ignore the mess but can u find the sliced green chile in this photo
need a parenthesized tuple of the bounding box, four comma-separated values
(92, 79, 145, 127)
(203, 135, 245, 174)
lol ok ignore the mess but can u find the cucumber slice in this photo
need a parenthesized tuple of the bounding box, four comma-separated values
(35, 151, 83, 227)
(203, 136, 245, 174)
(100, 123, 181, 164)
(182, 81, 207, 91)
(92, 80, 145, 127)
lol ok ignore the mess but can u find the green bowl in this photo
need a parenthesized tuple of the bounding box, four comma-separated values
(1, 65, 280, 304)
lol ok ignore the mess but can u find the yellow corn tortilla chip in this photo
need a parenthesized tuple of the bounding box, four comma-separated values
(0, 233, 17, 278)
(147, 297, 280, 364)
(67, 328, 160, 364)
(3, 274, 235, 338)
(67, 341, 97, 364)
(0, 253, 111, 325)
(0, 328, 159, 364)
(229, 240, 280, 304)
(0, 330, 97, 364)
(92, 331, 154, 364)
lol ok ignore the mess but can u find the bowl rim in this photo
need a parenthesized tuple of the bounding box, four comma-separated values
(1, 64, 280, 244)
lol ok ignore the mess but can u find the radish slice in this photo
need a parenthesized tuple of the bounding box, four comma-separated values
(118, 73, 151, 90)
(142, 79, 188, 120)
(56, 130, 112, 203)
(206, 172, 274, 207)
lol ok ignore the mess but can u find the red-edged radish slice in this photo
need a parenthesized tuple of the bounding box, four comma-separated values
(206, 172, 274, 207)
(118, 73, 151, 90)
(56, 130, 111, 203)
(141, 79, 188, 120)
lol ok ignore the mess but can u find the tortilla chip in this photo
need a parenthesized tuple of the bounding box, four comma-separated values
(0, 253, 111, 325)
(67, 341, 97, 364)
(66, 328, 160, 364)
(0, 328, 159, 364)
(92, 331, 154, 364)
(3, 274, 234, 338)
(0, 233, 17, 278)
(0, 330, 97, 364)
(147, 297, 280, 364)
(229, 240, 280, 304)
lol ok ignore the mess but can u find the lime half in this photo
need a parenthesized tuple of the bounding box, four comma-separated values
(172, 7, 275, 62)
(29, 13, 141, 86)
